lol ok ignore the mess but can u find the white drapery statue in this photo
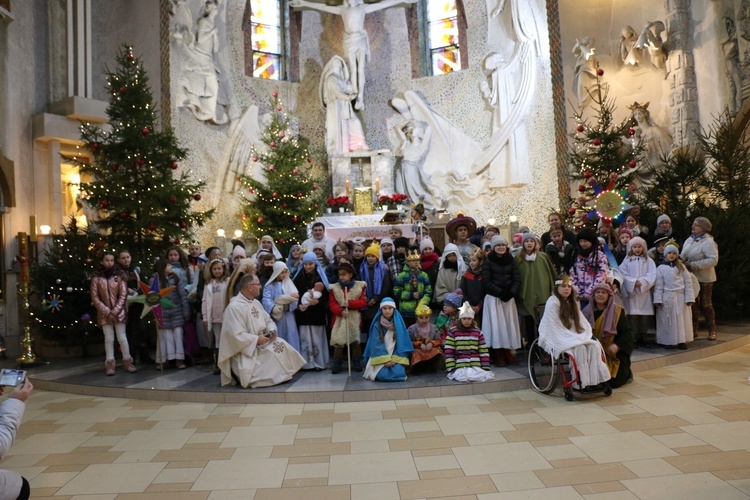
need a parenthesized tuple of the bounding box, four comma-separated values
(634, 21, 667, 70)
(290, 0, 416, 111)
(319, 56, 367, 155)
(628, 102, 673, 167)
(571, 37, 598, 108)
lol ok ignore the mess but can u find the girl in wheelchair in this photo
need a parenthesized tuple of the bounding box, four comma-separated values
(538, 275, 611, 391)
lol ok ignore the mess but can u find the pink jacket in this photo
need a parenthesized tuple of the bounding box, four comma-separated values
(91, 273, 128, 325)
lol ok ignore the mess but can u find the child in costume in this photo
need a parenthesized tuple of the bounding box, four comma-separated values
(620, 236, 656, 347)
(359, 241, 392, 349)
(436, 288, 463, 341)
(653, 244, 695, 350)
(262, 261, 301, 352)
(516, 233, 557, 347)
(569, 228, 609, 308)
(393, 249, 433, 327)
(202, 258, 229, 375)
(293, 251, 330, 371)
(329, 262, 367, 373)
(407, 304, 444, 373)
(434, 243, 465, 305)
(459, 248, 486, 326)
(150, 258, 191, 370)
(363, 297, 413, 381)
(444, 302, 494, 382)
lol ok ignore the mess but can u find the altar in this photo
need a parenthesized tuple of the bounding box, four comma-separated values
(317, 213, 414, 241)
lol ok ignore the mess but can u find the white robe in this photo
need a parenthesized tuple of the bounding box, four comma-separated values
(653, 265, 694, 346)
(218, 293, 305, 388)
(538, 295, 610, 388)
(620, 255, 657, 315)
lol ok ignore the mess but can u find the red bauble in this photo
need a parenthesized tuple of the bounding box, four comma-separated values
(282, 203, 287, 208)
(296, 192, 303, 198)
(253, 156, 258, 162)
(272, 192, 278, 198)
(173, 238, 180, 245)
(171, 162, 179, 170)
(568, 208, 576, 215)
(126, 53, 134, 61)
(141, 127, 150, 135)
(272, 91, 278, 97)
(592, 138, 602, 146)
(257, 217, 264, 223)
(627, 128, 635, 136)
(583, 171, 592, 179)
(169, 195, 177, 203)
(293, 168, 298, 175)
(248, 188, 254, 194)
(101, 200, 110, 208)
(628, 160, 637, 168)
(111, 164, 119, 172)
(314, 204, 319, 208)
(136, 158, 145, 166)
(597, 68, 604, 76)
(307, 157, 312, 163)
(268, 166, 275, 171)
(576, 125, 585, 132)
(120, 211, 129, 218)
(312, 184, 318, 190)
(577, 185, 586, 192)
(270, 141, 276, 147)
(193, 193, 201, 201)
(588, 179, 597, 186)
(279, 132, 285, 138)
(148, 223, 157, 231)
(119, 86, 126, 93)
(276, 106, 282, 111)
(279, 237, 285, 244)
(180, 221, 187, 228)
(91, 143, 99, 151)
(242, 214, 248, 220)
(293, 216, 298, 222)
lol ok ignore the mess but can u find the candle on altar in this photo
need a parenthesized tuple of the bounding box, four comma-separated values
(375, 178, 380, 195)
(345, 179, 350, 197)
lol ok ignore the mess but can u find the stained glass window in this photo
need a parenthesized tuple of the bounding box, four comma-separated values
(426, 0, 461, 74)
(251, 0, 283, 80)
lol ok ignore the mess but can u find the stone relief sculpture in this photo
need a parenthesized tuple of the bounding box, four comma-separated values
(171, 0, 232, 124)
(393, 120, 433, 204)
(628, 102, 673, 167)
(723, 17, 743, 115)
(572, 37, 598, 108)
(739, 1, 750, 42)
(620, 25, 642, 65)
(389, 91, 488, 208)
(635, 21, 667, 70)
(473, 0, 538, 188)
(319, 56, 368, 156)
(290, 0, 417, 111)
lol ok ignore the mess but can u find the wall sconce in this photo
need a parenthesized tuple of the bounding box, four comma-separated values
(487, 218, 496, 226)
(216, 229, 225, 237)
(234, 230, 243, 238)
(509, 215, 518, 223)
(39, 225, 52, 236)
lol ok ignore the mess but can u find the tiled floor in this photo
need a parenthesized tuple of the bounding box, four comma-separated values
(8, 344, 750, 498)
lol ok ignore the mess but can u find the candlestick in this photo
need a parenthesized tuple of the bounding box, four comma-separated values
(375, 178, 380, 195)
(345, 179, 350, 198)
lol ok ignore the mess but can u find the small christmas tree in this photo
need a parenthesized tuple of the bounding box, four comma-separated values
(30, 217, 103, 345)
(69, 44, 214, 269)
(566, 67, 645, 229)
(239, 92, 322, 253)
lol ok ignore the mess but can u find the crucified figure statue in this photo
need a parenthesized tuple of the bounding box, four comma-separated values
(290, 0, 416, 110)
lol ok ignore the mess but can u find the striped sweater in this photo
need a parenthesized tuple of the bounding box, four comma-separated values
(444, 327, 490, 371)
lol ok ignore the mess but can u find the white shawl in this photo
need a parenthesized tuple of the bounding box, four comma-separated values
(538, 294, 598, 359)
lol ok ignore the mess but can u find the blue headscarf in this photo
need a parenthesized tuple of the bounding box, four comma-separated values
(293, 251, 330, 289)
(286, 244, 302, 275)
(363, 297, 414, 363)
(359, 257, 387, 299)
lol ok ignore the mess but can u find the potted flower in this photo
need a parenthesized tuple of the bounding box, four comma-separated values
(326, 196, 350, 213)
(378, 193, 409, 211)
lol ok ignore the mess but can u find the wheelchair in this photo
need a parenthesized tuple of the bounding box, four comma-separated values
(527, 337, 612, 401)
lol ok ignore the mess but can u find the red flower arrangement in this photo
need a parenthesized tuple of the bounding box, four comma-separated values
(326, 196, 350, 207)
(378, 193, 409, 204)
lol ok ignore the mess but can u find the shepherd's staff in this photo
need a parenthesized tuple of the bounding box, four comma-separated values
(344, 286, 352, 377)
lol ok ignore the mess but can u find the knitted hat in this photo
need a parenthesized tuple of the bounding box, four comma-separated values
(420, 238, 435, 252)
(577, 228, 598, 245)
(337, 262, 356, 277)
(490, 235, 508, 249)
(415, 304, 432, 317)
(665, 244, 679, 255)
(364, 242, 380, 258)
(380, 297, 396, 309)
(592, 281, 614, 295)
(458, 301, 475, 319)
(232, 245, 246, 259)
(521, 233, 538, 245)
(694, 216, 712, 232)
(657, 214, 671, 225)
(380, 237, 394, 247)
(394, 236, 410, 249)
(444, 288, 464, 309)
(512, 233, 523, 245)
(627, 236, 648, 253)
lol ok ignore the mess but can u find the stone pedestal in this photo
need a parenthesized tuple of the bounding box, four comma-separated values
(330, 150, 394, 200)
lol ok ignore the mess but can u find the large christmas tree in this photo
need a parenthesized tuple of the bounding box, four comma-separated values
(239, 92, 322, 253)
(566, 68, 645, 229)
(69, 44, 214, 268)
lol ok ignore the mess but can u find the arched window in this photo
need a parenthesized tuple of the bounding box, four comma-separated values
(406, 0, 468, 77)
(245, 0, 284, 80)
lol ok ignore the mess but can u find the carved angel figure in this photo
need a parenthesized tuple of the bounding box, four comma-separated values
(572, 37, 598, 108)
(635, 21, 667, 70)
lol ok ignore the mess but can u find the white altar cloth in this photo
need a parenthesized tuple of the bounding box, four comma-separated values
(316, 214, 414, 241)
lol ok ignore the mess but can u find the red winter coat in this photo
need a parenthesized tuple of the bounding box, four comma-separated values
(91, 272, 128, 325)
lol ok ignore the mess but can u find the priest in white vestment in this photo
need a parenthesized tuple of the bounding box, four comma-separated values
(218, 273, 306, 388)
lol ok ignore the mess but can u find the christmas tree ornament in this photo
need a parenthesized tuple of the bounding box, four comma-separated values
(121, 211, 129, 218)
(119, 86, 126, 93)
(578, 185, 586, 192)
(66, 287, 73, 293)
(171, 162, 179, 170)
(576, 125, 585, 132)
(593, 138, 602, 146)
(136, 157, 145, 166)
(293, 168, 298, 174)
(180, 221, 187, 228)
(169, 195, 177, 203)
(307, 157, 312, 163)
(111, 164, 119, 171)
(253, 157, 258, 162)
(257, 217, 264, 223)
(628, 160, 637, 168)
(583, 171, 592, 179)
(148, 223, 157, 231)
(141, 127, 150, 135)
(272, 192, 278, 197)
(81, 313, 91, 321)
(91, 143, 99, 151)
(595, 190, 626, 220)
(101, 200, 110, 208)
(279, 237, 285, 244)
(627, 128, 635, 136)
(193, 193, 201, 201)
(46, 293, 64, 313)
(126, 52, 134, 61)
(293, 216, 298, 222)
(279, 132, 285, 138)
(272, 91, 278, 97)
(268, 166, 275, 171)
(597, 68, 604, 76)
(270, 141, 276, 147)
(248, 188, 254, 194)
(276, 106, 282, 111)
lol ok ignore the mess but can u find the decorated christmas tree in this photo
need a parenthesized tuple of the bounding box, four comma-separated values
(239, 92, 322, 253)
(69, 44, 214, 268)
(566, 67, 645, 230)
(29, 217, 103, 345)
